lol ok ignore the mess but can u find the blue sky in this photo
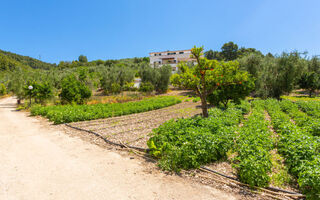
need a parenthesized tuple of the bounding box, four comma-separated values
(1, 0, 319, 64)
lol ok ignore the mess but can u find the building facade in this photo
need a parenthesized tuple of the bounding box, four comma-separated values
(149, 49, 196, 72)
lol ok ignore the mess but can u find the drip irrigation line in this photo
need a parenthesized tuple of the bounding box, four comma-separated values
(64, 123, 149, 153)
(65, 123, 305, 198)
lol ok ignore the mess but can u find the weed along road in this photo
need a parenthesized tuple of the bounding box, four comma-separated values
(0, 97, 236, 200)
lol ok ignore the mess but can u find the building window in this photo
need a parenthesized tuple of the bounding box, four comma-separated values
(168, 52, 176, 55)
(179, 52, 184, 54)
(159, 53, 161, 56)
(154, 54, 157, 56)
(158, 61, 161, 64)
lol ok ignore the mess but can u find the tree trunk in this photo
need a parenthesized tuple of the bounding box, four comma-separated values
(309, 90, 312, 97)
(200, 95, 209, 118)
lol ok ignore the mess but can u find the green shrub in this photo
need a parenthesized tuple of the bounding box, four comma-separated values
(111, 83, 121, 94)
(140, 65, 171, 93)
(0, 83, 6, 95)
(123, 82, 136, 91)
(139, 82, 154, 94)
(23, 80, 53, 105)
(59, 75, 92, 104)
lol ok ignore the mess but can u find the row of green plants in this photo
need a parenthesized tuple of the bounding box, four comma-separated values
(147, 101, 250, 172)
(280, 100, 320, 136)
(31, 96, 181, 124)
(296, 100, 320, 119)
(233, 100, 273, 187)
(265, 99, 320, 199)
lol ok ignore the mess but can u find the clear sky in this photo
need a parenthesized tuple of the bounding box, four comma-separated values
(1, 0, 319, 64)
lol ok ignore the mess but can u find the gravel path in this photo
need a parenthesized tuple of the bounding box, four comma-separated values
(0, 97, 237, 200)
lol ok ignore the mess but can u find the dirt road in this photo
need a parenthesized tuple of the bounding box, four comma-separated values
(0, 97, 236, 200)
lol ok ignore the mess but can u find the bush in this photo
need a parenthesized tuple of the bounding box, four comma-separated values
(123, 82, 136, 91)
(111, 83, 121, 94)
(23, 80, 53, 105)
(139, 82, 154, 94)
(0, 83, 6, 95)
(59, 75, 92, 104)
(140, 65, 171, 93)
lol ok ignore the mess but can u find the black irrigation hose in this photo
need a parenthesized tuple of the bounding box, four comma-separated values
(199, 166, 302, 195)
(64, 123, 149, 153)
(65, 123, 303, 197)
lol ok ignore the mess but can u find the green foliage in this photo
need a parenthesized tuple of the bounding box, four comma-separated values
(140, 65, 171, 93)
(122, 82, 136, 91)
(207, 71, 255, 107)
(238, 52, 306, 99)
(31, 96, 181, 124)
(100, 65, 135, 94)
(265, 99, 320, 198)
(279, 100, 320, 136)
(111, 83, 121, 94)
(0, 83, 6, 95)
(78, 55, 88, 63)
(172, 46, 252, 117)
(0, 49, 55, 70)
(298, 72, 319, 97)
(204, 50, 223, 60)
(221, 41, 239, 61)
(23, 80, 53, 104)
(147, 101, 250, 172)
(192, 97, 200, 102)
(139, 82, 154, 94)
(297, 101, 320, 118)
(59, 75, 92, 104)
(233, 100, 273, 187)
(205, 42, 261, 61)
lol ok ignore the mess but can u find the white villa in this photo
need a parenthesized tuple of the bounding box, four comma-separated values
(149, 49, 197, 72)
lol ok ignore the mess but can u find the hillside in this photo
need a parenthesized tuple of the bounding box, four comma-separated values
(0, 49, 56, 70)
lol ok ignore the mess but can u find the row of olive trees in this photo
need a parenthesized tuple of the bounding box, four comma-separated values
(238, 52, 320, 98)
(1, 60, 173, 105)
(205, 41, 320, 98)
(0, 67, 93, 105)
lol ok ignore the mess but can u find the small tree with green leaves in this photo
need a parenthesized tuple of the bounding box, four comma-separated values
(171, 46, 251, 117)
(299, 72, 319, 97)
(59, 75, 91, 104)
